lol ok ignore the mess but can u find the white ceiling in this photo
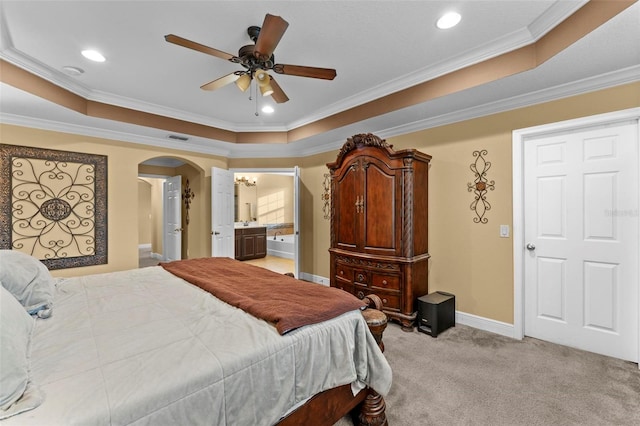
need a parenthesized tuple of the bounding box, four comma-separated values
(1, 1, 639, 158)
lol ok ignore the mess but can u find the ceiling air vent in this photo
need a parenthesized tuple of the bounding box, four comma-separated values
(168, 134, 189, 141)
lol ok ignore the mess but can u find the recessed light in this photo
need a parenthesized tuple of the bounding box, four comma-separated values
(62, 66, 84, 76)
(436, 12, 461, 29)
(261, 105, 274, 114)
(81, 49, 106, 62)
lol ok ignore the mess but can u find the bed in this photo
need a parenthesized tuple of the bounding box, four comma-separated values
(0, 251, 392, 425)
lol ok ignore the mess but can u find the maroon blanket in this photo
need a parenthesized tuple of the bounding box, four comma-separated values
(160, 257, 366, 334)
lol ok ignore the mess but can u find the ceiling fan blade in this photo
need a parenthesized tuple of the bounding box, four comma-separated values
(254, 14, 289, 61)
(200, 73, 239, 91)
(269, 76, 289, 104)
(273, 64, 336, 80)
(165, 34, 235, 61)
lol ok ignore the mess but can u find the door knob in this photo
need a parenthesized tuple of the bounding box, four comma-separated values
(526, 243, 536, 251)
(174, 228, 183, 232)
(214, 231, 220, 235)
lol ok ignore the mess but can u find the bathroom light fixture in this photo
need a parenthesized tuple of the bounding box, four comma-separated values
(235, 176, 257, 187)
(436, 12, 461, 29)
(81, 49, 106, 62)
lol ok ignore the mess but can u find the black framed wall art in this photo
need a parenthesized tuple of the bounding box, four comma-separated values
(0, 144, 108, 269)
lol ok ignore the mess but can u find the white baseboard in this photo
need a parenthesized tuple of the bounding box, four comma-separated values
(300, 272, 330, 286)
(299, 274, 517, 338)
(138, 243, 151, 249)
(455, 311, 516, 339)
(150, 252, 164, 260)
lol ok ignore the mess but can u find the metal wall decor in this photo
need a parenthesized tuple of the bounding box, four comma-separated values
(0, 144, 108, 269)
(467, 149, 495, 224)
(182, 179, 195, 225)
(322, 173, 331, 220)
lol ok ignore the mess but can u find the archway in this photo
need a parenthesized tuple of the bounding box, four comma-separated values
(138, 156, 204, 264)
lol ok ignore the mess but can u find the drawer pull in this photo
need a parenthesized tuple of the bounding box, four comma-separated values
(339, 270, 344, 275)
(382, 298, 388, 304)
(357, 291, 365, 299)
(382, 279, 388, 286)
(357, 273, 365, 282)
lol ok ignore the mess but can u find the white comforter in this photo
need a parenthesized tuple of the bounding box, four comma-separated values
(4, 266, 392, 426)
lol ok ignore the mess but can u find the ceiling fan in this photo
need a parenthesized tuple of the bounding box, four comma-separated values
(165, 14, 337, 104)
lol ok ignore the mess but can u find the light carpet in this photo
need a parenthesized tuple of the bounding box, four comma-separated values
(338, 323, 640, 425)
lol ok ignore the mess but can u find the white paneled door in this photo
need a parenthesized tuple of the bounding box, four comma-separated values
(211, 167, 234, 258)
(523, 120, 639, 362)
(163, 175, 182, 262)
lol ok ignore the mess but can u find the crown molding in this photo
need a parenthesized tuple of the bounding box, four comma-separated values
(0, 48, 92, 98)
(527, 0, 588, 40)
(0, 1, 587, 136)
(0, 112, 235, 157)
(261, 0, 589, 131)
(376, 65, 640, 141)
(3, 64, 638, 160)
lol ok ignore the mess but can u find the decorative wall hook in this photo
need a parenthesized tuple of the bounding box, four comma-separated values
(467, 149, 495, 224)
(182, 179, 195, 225)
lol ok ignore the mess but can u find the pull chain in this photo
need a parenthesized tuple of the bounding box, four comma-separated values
(254, 79, 259, 116)
(247, 77, 259, 117)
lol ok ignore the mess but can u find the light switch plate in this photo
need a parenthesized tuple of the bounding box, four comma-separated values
(500, 225, 510, 238)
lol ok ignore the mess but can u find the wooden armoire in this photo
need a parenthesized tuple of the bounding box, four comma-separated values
(328, 133, 431, 331)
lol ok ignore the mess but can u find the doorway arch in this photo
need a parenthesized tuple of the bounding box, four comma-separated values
(138, 156, 204, 262)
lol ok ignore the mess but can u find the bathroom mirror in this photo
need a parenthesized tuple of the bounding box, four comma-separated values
(234, 174, 258, 222)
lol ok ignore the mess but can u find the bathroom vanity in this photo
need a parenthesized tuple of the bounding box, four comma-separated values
(234, 225, 267, 260)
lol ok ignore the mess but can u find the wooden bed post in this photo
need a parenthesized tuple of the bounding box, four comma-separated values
(358, 295, 389, 426)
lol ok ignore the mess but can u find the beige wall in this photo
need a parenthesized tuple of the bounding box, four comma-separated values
(294, 82, 639, 324)
(1, 82, 638, 323)
(137, 179, 152, 245)
(0, 125, 227, 277)
(256, 174, 294, 225)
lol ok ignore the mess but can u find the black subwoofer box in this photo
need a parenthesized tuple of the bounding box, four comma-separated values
(417, 291, 455, 337)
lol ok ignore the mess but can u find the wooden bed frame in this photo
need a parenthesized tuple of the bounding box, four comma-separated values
(278, 294, 389, 426)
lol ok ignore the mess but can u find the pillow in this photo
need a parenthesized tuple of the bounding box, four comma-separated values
(0, 286, 36, 413)
(0, 250, 53, 317)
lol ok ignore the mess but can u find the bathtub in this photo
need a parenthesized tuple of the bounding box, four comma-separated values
(267, 234, 295, 259)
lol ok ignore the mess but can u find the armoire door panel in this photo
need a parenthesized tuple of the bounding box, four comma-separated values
(335, 165, 359, 249)
(363, 161, 397, 252)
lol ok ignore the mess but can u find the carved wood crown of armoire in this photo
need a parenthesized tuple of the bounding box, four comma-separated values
(328, 133, 431, 331)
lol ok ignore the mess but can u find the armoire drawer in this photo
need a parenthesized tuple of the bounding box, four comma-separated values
(375, 291, 401, 312)
(371, 274, 400, 291)
(353, 283, 368, 300)
(335, 264, 353, 282)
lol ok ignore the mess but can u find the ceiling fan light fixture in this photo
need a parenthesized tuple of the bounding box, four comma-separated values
(260, 83, 274, 97)
(254, 69, 270, 87)
(436, 12, 461, 29)
(235, 73, 251, 92)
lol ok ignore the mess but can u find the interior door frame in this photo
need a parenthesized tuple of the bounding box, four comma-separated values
(230, 167, 300, 278)
(512, 107, 640, 365)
